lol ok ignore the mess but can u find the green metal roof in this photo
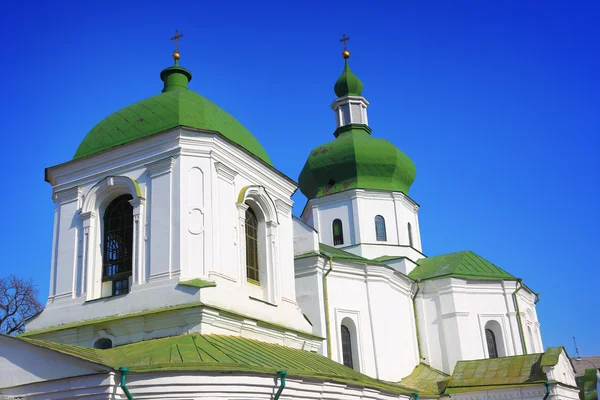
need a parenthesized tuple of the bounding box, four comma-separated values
(444, 348, 563, 394)
(298, 124, 416, 199)
(74, 65, 272, 165)
(13, 334, 414, 395)
(334, 60, 364, 97)
(408, 250, 516, 282)
(295, 243, 391, 267)
(400, 363, 450, 395)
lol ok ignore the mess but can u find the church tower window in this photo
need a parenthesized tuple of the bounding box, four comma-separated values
(485, 328, 499, 358)
(408, 222, 414, 247)
(245, 206, 260, 283)
(102, 194, 134, 296)
(341, 325, 354, 369)
(375, 215, 387, 241)
(333, 219, 344, 245)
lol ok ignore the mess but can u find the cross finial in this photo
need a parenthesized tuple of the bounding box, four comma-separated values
(340, 34, 351, 59)
(170, 30, 184, 61)
(340, 34, 350, 50)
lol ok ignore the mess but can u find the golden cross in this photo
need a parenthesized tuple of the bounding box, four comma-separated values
(170, 30, 184, 53)
(340, 34, 350, 50)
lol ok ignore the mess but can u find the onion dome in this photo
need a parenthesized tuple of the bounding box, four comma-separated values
(298, 48, 416, 199)
(74, 59, 271, 165)
(334, 60, 364, 97)
(298, 124, 416, 198)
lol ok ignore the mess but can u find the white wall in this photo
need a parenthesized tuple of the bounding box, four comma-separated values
(294, 255, 420, 381)
(29, 127, 312, 344)
(301, 189, 423, 264)
(416, 278, 543, 374)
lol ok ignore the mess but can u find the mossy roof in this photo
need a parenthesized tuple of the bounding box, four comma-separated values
(400, 363, 450, 395)
(13, 334, 414, 395)
(444, 348, 564, 394)
(409, 250, 516, 282)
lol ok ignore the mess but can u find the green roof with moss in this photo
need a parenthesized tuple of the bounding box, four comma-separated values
(74, 64, 272, 165)
(444, 348, 565, 394)
(298, 58, 416, 199)
(11, 334, 414, 395)
(400, 363, 450, 395)
(409, 250, 516, 282)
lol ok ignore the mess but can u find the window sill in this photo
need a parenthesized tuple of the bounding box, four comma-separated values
(247, 278, 260, 286)
(249, 296, 278, 307)
(84, 292, 129, 304)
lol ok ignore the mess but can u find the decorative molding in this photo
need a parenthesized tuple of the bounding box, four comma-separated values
(53, 186, 82, 204)
(214, 161, 238, 182)
(145, 157, 174, 178)
(274, 198, 293, 214)
(441, 311, 470, 319)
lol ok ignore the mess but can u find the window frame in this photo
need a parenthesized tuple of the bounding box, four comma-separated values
(408, 222, 414, 247)
(341, 325, 354, 369)
(375, 215, 387, 241)
(485, 328, 499, 359)
(332, 219, 344, 246)
(102, 194, 134, 296)
(245, 206, 260, 285)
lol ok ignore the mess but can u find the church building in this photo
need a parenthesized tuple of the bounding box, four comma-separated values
(0, 35, 588, 400)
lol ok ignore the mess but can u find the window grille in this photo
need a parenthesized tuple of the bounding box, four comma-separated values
(102, 194, 133, 296)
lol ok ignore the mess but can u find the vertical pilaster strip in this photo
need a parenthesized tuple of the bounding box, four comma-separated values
(80, 211, 96, 298)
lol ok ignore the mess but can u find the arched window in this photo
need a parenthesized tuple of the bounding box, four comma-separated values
(103, 194, 133, 296)
(245, 207, 260, 283)
(341, 325, 354, 369)
(375, 215, 387, 241)
(485, 329, 498, 358)
(93, 338, 113, 349)
(408, 222, 414, 247)
(332, 219, 344, 245)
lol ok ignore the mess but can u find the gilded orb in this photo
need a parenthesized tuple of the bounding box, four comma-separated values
(342, 50, 351, 59)
(173, 52, 181, 60)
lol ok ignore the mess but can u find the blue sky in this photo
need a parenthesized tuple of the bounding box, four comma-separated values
(1, 1, 598, 355)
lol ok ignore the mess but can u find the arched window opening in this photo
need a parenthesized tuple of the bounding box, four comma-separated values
(485, 329, 498, 358)
(375, 215, 387, 241)
(341, 325, 354, 369)
(408, 222, 414, 247)
(103, 194, 133, 296)
(245, 206, 260, 284)
(93, 338, 113, 349)
(333, 219, 344, 246)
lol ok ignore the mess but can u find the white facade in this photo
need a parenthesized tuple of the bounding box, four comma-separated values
(302, 189, 423, 272)
(31, 127, 313, 348)
(415, 278, 543, 374)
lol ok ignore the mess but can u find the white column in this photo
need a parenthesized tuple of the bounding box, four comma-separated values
(129, 198, 146, 286)
(80, 211, 96, 299)
(50, 186, 82, 302)
(214, 162, 238, 281)
(236, 202, 249, 285)
(145, 157, 173, 281)
(265, 220, 280, 304)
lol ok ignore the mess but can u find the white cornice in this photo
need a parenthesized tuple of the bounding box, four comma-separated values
(145, 157, 175, 178)
(53, 186, 82, 204)
(214, 161, 238, 182)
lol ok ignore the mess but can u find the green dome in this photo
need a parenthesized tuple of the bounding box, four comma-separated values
(74, 65, 272, 165)
(334, 60, 364, 97)
(298, 125, 416, 199)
